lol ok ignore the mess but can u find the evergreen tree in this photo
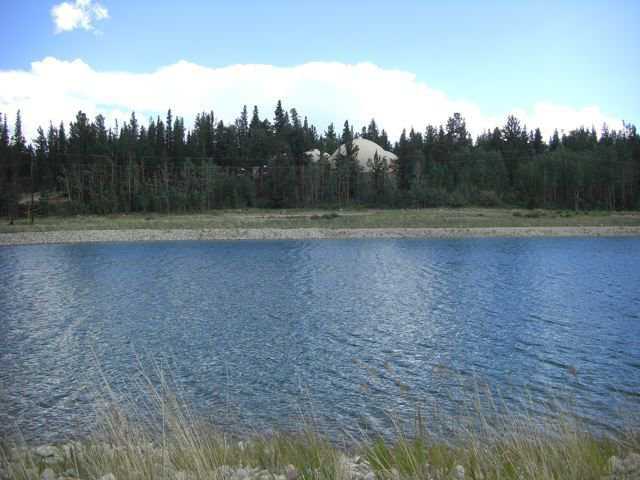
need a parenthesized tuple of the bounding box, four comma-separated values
(58, 122, 67, 153)
(341, 120, 353, 145)
(324, 123, 338, 154)
(173, 116, 186, 158)
(11, 110, 26, 152)
(273, 100, 288, 135)
(532, 128, 545, 154)
(445, 113, 470, 148)
(550, 129, 561, 151)
(34, 127, 47, 156)
(366, 119, 380, 143)
(166, 109, 174, 155)
(0, 114, 9, 150)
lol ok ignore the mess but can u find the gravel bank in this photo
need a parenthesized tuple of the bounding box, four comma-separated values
(2, 442, 639, 480)
(1, 226, 640, 246)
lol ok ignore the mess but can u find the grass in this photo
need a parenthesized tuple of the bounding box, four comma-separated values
(1, 371, 637, 480)
(2, 207, 640, 233)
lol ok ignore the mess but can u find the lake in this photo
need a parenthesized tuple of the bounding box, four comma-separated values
(1, 237, 639, 442)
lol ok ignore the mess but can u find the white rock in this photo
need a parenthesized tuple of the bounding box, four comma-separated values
(609, 455, 621, 472)
(40, 468, 56, 480)
(35, 446, 58, 458)
(451, 464, 465, 480)
(623, 452, 640, 471)
(234, 467, 249, 480)
(215, 465, 235, 479)
(99, 474, 116, 480)
(285, 464, 298, 480)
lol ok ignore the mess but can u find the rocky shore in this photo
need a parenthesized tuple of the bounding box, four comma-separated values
(2, 442, 639, 480)
(1, 226, 640, 246)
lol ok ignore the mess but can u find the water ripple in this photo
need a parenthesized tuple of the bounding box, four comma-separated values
(1, 237, 639, 442)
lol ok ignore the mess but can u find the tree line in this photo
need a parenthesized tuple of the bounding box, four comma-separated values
(0, 102, 639, 218)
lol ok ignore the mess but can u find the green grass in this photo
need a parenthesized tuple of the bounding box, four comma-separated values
(1, 410, 634, 480)
(2, 208, 640, 233)
(1, 372, 637, 480)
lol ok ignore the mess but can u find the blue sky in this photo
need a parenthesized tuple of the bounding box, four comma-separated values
(0, 0, 638, 139)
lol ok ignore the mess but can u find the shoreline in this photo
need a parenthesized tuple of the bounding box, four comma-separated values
(2, 225, 640, 246)
(2, 431, 638, 480)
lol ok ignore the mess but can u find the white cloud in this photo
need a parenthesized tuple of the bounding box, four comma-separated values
(0, 57, 625, 143)
(51, 0, 109, 33)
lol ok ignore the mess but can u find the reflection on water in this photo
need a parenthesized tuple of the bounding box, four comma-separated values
(1, 237, 639, 442)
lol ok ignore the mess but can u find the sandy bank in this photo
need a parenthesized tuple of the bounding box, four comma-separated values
(1, 226, 640, 246)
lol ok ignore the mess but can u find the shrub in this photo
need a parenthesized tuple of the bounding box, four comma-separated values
(474, 190, 502, 207)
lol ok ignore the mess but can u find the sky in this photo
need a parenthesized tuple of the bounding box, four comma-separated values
(0, 0, 638, 141)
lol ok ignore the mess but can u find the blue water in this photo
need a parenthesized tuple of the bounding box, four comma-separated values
(1, 237, 639, 442)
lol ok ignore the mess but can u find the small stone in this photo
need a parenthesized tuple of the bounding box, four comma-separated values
(364, 472, 376, 480)
(40, 468, 56, 480)
(451, 465, 465, 480)
(623, 452, 640, 471)
(234, 467, 249, 480)
(99, 474, 116, 480)
(215, 465, 235, 479)
(35, 446, 58, 458)
(609, 456, 621, 472)
(285, 464, 298, 480)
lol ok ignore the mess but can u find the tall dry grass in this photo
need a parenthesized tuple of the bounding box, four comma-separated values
(1, 362, 638, 480)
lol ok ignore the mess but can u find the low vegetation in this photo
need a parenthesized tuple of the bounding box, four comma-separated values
(2, 208, 640, 234)
(1, 374, 638, 480)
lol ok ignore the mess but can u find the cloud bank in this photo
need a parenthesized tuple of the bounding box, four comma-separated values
(0, 57, 624, 143)
(51, 0, 109, 33)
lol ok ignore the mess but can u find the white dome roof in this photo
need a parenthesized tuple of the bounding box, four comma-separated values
(328, 138, 397, 171)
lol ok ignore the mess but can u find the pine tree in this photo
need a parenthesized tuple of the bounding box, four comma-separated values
(445, 113, 470, 148)
(397, 129, 417, 190)
(366, 119, 379, 143)
(11, 110, 26, 152)
(173, 116, 185, 158)
(532, 128, 545, 154)
(550, 129, 560, 151)
(0, 114, 9, 150)
(502, 115, 525, 185)
(34, 126, 47, 156)
(380, 129, 391, 150)
(341, 120, 353, 145)
(94, 114, 108, 153)
(46, 122, 57, 153)
(155, 116, 165, 155)
(250, 106, 261, 129)
(58, 122, 67, 153)
(166, 109, 174, 155)
(273, 100, 288, 135)
(324, 123, 338, 154)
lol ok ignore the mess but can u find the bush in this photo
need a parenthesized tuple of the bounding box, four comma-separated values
(446, 190, 468, 208)
(310, 212, 340, 220)
(474, 190, 502, 207)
